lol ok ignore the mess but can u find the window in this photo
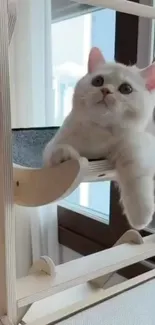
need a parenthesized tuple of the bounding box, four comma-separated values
(51, 8, 115, 126)
(52, 8, 116, 223)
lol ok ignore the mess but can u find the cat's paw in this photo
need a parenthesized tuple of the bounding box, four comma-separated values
(43, 144, 80, 167)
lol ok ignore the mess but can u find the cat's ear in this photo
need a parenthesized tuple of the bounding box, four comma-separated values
(140, 63, 155, 91)
(88, 47, 106, 73)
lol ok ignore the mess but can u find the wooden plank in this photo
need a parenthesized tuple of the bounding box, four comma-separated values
(17, 234, 155, 307)
(90, 230, 143, 288)
(23, 283, 98, 325)
(13, 158, 87, 207)
(13, 158, 115, 207)
(0, 0, 17, 323)
(58, 226, 153, 280)
(25, 269, 155, 325)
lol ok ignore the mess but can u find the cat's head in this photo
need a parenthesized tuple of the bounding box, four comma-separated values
(73, 47, 155, 129)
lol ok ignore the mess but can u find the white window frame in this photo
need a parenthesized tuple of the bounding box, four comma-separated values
(137, 0, 154, 67)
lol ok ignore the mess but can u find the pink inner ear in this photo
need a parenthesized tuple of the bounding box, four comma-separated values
(88, 47, 106, 73)
(141, 64, 155, 91)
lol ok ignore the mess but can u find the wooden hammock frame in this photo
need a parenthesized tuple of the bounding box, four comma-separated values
(0, 1, 155, 324)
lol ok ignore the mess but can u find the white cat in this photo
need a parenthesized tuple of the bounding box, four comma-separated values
(43, 47, 155, 230)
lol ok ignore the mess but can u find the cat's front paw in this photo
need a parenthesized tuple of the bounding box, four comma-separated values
(43, 144, 80, 167)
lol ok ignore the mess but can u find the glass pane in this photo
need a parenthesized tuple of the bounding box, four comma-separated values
(51, 8, 115, 126)
(65, 181, 111, 223)
(52, 0, 96, 22)
(52, 8, 116, 223)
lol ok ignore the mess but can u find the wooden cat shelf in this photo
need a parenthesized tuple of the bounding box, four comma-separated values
(13, 158, 115, 207)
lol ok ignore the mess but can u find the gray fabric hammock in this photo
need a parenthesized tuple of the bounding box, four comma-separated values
(12, 127, 59, 168)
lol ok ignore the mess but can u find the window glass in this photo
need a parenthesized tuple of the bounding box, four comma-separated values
(52, 9, 116, 222)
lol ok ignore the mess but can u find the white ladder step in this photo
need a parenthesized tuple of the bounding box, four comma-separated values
(17, 234, 155, 308)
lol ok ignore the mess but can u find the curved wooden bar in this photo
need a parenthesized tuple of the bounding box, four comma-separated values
(13, 158, 88, 207)
(13, 157, 116, 207)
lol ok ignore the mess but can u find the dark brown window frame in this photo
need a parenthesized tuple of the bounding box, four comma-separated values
(58, 0, 154, 279)
(58, 186, 150, 278)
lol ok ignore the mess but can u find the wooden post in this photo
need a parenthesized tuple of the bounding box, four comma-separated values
(0, 0, 17, 323)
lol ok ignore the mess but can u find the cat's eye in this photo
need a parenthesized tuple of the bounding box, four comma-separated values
(118, 83, 133, 94)
(91, 75, 104, 87)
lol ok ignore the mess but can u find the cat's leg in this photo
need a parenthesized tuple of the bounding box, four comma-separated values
(111, 132, 155, 230)
(117, 170, 154, 230)
(43, 143, 80, 167)
(115, 149, 155, 230)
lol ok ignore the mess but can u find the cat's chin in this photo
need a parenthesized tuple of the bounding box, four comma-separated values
(97, 97, 115, 108)
(97, 99, 108, 107)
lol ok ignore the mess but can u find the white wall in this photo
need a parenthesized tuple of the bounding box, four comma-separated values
(15, 206, 32, 278)
(15, 203, 60, 278)
(60, 246, 82, 263)
(9, 0, 33, 128)
(9, 0, 52, 128)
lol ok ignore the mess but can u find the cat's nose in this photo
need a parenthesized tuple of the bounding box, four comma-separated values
(101, 88, 111, 97)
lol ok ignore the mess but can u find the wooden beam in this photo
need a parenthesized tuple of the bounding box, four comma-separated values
(0, 0, 17, 323)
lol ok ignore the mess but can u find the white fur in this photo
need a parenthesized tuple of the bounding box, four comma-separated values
(43, 57, 155, 230)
